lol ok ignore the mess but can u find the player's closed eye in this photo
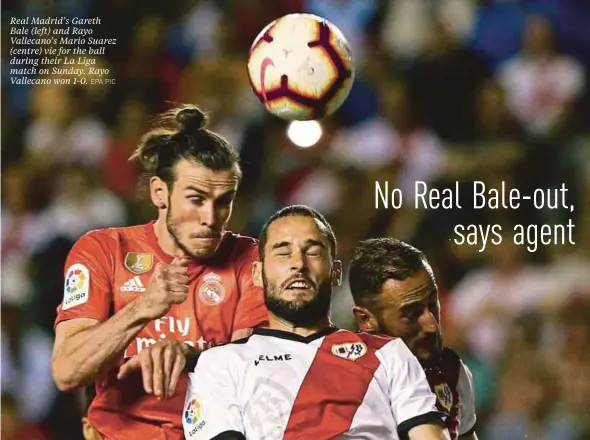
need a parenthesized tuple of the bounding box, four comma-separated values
(305, 246, 322, 257)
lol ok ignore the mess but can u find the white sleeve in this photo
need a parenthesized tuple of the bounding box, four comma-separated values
(383, 340, 447, 435)
(183, 348, 244, 440)
(457, 360, 477, 436)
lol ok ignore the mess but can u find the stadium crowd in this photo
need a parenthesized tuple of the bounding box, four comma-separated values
(2, 0, 590, 439)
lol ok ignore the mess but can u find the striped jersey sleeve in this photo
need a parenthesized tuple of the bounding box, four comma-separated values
(457, 360, 476, 435)
(183, 348, 245, 440)
(377, 339, 447, 437)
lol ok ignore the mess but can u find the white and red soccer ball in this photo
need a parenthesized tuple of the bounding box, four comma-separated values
(247, 13, 355, 121)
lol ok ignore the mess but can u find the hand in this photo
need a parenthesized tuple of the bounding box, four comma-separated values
(139, 256, 189, 320)
(117, 340, 190, 399)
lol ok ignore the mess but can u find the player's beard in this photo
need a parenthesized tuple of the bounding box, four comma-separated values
(412, 332, 443, 363)
(165, 199, 220, 259)
(377, 317, 443, 361)
(262, 273, 332, 326)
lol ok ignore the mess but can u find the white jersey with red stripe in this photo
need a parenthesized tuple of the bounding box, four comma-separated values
(183, 327, 446, 440)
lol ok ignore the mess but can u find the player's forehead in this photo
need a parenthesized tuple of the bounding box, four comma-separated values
(379, 268, 436, 308)
(173, 159, 239, 194)
(266, 215, 328, 249)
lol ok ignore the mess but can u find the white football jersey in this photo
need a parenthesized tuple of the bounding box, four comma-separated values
(457, 360, 477, 436)
(183, 327, 446, 440)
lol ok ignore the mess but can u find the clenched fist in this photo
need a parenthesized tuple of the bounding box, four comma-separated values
(138, 256, 189, 320)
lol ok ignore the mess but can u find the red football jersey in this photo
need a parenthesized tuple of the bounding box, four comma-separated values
(55, 223, 268, 440)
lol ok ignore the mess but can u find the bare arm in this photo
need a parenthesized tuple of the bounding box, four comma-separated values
(52, 298, 152, 391)
(52, 258, 189, 391)
(409, 420, 452, 440)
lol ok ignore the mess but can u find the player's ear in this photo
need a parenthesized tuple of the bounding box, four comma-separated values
(331, 260, 343, 287)
(150, 176, 169, 210)
(353, 306, 379, 333)
(252, 261, 263, 287)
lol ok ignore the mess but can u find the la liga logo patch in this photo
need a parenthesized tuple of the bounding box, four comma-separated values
(184, 399, 202, 425)
(62, 263, 90, 310)
(65, 267, 87, 294)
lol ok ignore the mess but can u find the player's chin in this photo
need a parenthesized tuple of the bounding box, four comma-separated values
(190, 239, 221, 258)
(414, 348, 436, 361)
(414, 343, 442, 361)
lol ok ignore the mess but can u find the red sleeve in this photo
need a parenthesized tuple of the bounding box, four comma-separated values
(55, 231, 113, 327)
(232, 240, 268, 332)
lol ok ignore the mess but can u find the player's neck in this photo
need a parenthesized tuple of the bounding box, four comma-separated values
(153, 217, 183, 257)
(267, 313, 333, 338)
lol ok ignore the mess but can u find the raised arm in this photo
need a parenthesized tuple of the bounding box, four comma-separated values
(52, 233, 189, 391)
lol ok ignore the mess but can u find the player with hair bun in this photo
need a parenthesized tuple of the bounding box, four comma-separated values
(52, 105, 268, 440)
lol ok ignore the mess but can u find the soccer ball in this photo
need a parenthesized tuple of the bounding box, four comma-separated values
(247, 13, 355, 121)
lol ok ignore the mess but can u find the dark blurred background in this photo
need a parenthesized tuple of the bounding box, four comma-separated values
(2, 1, 590, 439)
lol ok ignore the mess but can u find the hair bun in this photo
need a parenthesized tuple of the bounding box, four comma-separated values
(176, 106, 208, 132)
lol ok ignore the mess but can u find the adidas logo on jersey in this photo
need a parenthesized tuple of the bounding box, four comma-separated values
(121, 276, 146, 292)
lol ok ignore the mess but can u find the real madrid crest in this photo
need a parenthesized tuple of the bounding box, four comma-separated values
(124, 253, 154, 275)
(434, 383, 453, 412)
(331, 342, 367, 361)
(199, 272, 226, 306)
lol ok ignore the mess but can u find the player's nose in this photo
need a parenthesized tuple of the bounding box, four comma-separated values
(420, 310, 438, 334)
(200, 204, 216, 228)
(289, 252, 306, 271)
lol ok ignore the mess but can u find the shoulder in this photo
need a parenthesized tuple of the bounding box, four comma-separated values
(219, 232, 260, 267)
(67, 229, 113, 260)
(355, 331, 399, 352)
(441, 346, 461, 365)
(328, 330, 407, 362)
(441, 347, 472, 378)
(228, 233, 259, 255)
(76, 224, 149, 247)
(67, 224, 154, 269)
(228, 232, 259, 247)
(439, 347, 464, 382)
(441, 347, 475, 395)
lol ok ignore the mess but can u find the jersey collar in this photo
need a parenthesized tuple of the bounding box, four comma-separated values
(253, 327, 339, 344)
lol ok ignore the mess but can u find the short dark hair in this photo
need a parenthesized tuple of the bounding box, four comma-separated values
(130, 105, 242, 190)
(349, 238, 432, 306)
(259, 205, 337, 260)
